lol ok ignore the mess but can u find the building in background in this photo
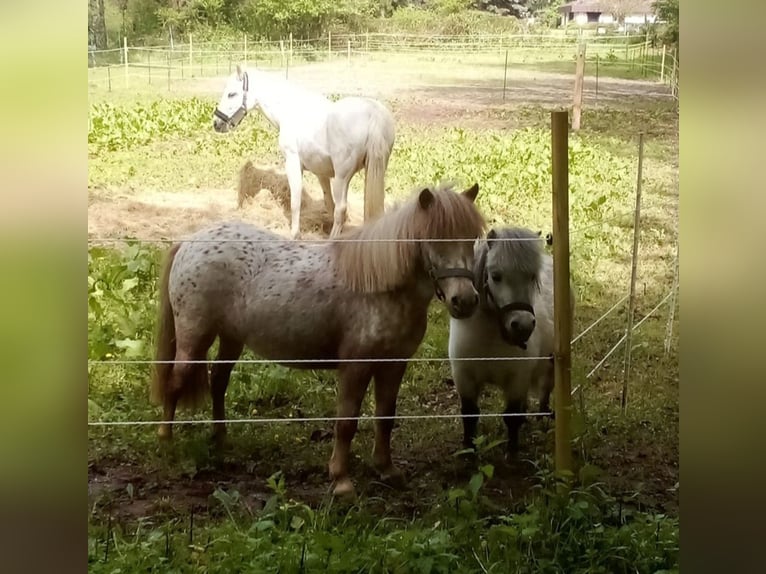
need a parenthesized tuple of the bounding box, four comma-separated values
(559, 1, 658, 29)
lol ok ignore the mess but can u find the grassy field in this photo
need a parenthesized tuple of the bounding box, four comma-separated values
(87, 55, 679, 572)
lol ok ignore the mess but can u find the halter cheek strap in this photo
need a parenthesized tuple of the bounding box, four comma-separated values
(484, 275, 536, 349)
(429, 267, 475, 301)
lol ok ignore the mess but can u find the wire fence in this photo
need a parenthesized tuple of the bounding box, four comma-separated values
(87, 35, 678, 433)
(87, 226, 678, 429)
(86, 32, 679, 98)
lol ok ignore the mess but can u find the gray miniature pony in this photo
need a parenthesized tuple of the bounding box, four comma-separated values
(448, 227, 575, 458)
(151, 183, 486, 497)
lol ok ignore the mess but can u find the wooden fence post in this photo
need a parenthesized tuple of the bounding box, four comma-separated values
(328, 30, 332, 61)
(622, 133, 645, 412)
(502, 50, 509, 102)
(189, 33, 193, 69)
(664, 243, 679, 354)
(572, 42, 586, 131)
(123, 36, 129, 89)
(660, 44, 666, 82)
(671, 47, 678, 96)
(595, 53, 599, 106)
(551, 110, 573, 476)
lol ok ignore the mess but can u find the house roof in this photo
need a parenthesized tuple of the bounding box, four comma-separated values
(559, 1, 656, 14)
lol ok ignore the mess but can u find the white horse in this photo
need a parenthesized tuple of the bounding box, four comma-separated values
(448, 227, 575, 458)
(213, 64, 396, 239)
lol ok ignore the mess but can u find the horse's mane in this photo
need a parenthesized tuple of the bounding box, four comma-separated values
(238, 65, 330, 105)
(334, 184, 486, 292)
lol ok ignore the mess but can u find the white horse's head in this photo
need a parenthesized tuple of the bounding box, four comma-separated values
(479, 227, 544, 349)
(213, 64, 252, 133)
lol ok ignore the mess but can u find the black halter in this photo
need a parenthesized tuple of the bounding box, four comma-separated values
(213, 72, 249, 129)
(428, 267, 475, 302)
(483, 274, 535, 349)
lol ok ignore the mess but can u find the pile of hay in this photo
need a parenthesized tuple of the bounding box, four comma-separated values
(236, 160, 363, 237)
(237, 160, 294, 208)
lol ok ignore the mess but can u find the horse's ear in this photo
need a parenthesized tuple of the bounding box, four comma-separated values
(463, 183, 479, 202)
(486, 228, 497, 249)
(236, 63, 245, 79)
(418, 188, 434, 210)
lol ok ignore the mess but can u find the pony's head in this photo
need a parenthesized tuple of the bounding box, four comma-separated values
(417, 184, 484, 319)
(334, 183, 485, 320)
(213, 64, 252, 133)
(477, 227, 544, 348)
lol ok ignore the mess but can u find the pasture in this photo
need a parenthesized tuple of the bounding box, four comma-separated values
(88, 52, 679, 571)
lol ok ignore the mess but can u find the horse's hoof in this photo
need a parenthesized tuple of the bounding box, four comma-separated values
(332, 478, 356, 499)
(504, 449, 521, 465)
(379, 466, 406, 489)
(157, 426, 173, 441)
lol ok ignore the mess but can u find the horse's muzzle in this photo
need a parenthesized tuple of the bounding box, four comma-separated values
(448, 292, 479, 319)
(499, 320, 534, 350)
(495, 302, 535, 349)
(213, 106, 246, 133)
(212, 116, 229, 133)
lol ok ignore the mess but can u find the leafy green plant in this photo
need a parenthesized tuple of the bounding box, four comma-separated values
(88, 97, 217, 153)
(88, 243, 160, 360)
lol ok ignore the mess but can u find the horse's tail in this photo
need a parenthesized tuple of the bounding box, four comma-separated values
(150, 243, 181, 406)
(363, 102, 395, 222)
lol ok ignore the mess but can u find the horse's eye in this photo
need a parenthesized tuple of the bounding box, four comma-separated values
(227, 92, 237, 98)
(491, 273, 502, 283)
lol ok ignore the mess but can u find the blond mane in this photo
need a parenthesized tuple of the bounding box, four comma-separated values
(333, 184, 486, 292)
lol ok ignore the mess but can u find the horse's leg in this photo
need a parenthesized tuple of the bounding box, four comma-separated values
(329, 174, 352, 239)
(455, 375, 481, 450)
(538, 358, 555, 416)
(284, 152, 304, 239)
(317, 174, 334, 215)
(328, 363, 373, 497)
(210, 336, 244, 446)
(371, 362, 407, 486)
(460, 395, 480, 450)
(503, 395, 528, 460)
(158, 346, 209, 440)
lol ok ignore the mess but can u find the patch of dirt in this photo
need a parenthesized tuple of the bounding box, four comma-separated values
(87, 441, 541, 524)
(88, 163, 364, 241)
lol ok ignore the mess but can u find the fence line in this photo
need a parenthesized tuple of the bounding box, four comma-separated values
(570, 294, 629, 345)
(86, 213, 643, 246)
(87, 32, 677, 94)
(87, 411, 552, 428)
(581, 287, 675, 382)
(87, 236, 544, 245)
(88, 356, 551, 366)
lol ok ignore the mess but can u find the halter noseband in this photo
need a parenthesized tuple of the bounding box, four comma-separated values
(483, 274, 536, 350)
(428, 267, 475, 302)
(214, 71, 249, 129)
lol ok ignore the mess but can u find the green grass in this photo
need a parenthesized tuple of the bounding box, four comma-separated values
(88, 83, 678, 571)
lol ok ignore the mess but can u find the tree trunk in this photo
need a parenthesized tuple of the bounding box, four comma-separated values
(88, 0, 107, 49)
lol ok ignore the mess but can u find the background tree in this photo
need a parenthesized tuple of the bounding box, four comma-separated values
(88, 0, 108, 48)
(652, 0, 678, 47)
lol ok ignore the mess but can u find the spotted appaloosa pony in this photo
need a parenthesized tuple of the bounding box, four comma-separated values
(448, 227, 575, 459)
(151, 183, 486, 497)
